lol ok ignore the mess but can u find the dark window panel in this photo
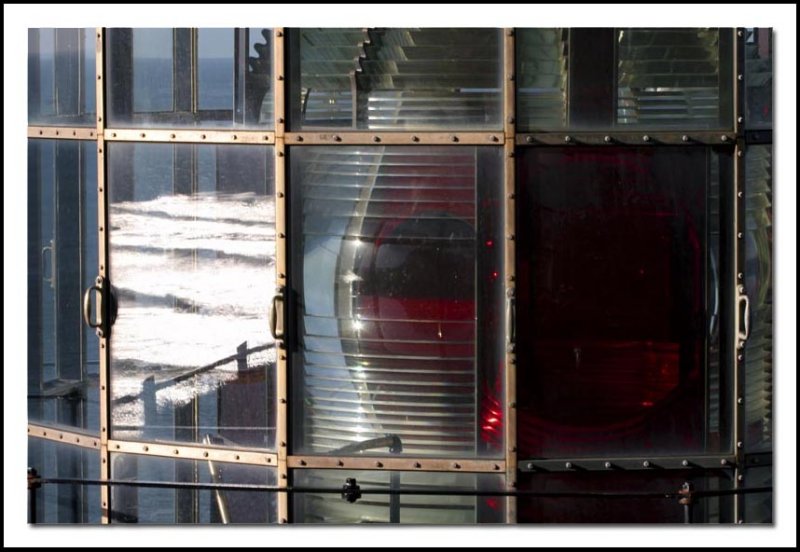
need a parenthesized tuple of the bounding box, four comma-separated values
(744, 28, 773, 129)
(518, 470, 734, 523)
(743, 465, 772, 523)
(28, 140, 99, 431)
(28, 438, 100, 524)
(744, 145, 772, 452)
(516, 147, 731, 458)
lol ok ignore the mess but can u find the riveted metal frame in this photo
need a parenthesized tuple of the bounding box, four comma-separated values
(27, 126, 98, 140)
(502, 26, 517, 525)
(273, 26, 290, 525)
(284, 132, 502, 145)
(516, 131, 736, 147)
(519, 455, 738, 473)
(108, 439, 278, 466)
(732, 26, 747, 523)
(88, 26, 113, 524)
(103, 128, 275, 144)
(287, 456, 505, 473)
(26, 26, 757, 526)
(28, 424, 101, 450)
(93, 26, 113, 524)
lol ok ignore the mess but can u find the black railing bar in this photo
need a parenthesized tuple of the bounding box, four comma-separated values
(33, 478, 772, 499)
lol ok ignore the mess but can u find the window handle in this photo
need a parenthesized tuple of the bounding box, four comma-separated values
(42, 240, 55, 289)
(737, 285, 750, 349)
(269, 288, 285, 341)
(83, 276, 118, 338)
(506, 288, 516, 346)
(83, 283, 103, 331)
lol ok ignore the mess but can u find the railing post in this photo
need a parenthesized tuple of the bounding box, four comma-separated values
(678, 481, 694, 524)
(28, 467, 41, 524)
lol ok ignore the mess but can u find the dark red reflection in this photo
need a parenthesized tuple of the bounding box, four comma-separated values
(517, 148, 712, 457)
(344, 151, 503, 455)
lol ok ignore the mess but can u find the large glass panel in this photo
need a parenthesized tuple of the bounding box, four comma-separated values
(744, 28, 773, 129)
(28, 140, 99, 431)
(293, 469, 504, 523)
(106, 28, 273, 128)
(516, 147, 731, 458)
(744, 145, 772, 452)
(28, 438, 101, 524)
(518, 471, 734, 523)
(517, 28, 733, 130)
(289, 28, 502, 130)
(290, 146, 504, 458)
(111, 453, 277, 523)
(28, 28, 96, 126)
(108, 143, 276, 449)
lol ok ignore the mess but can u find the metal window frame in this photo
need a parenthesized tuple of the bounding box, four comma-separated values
(25, 26, 756, 526)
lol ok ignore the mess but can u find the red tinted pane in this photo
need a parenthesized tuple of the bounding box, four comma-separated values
(517, 147, 726, 457)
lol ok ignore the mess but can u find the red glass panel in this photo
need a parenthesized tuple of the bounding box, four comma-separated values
(517, 147, 725, 457)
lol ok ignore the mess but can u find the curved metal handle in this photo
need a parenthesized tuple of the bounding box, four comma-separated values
(269, 291, 284, 341)
(83, 284, 103, 330)
(42, 240, 55, 289)
(737, 286, 750, 349)
(506, 289, 516, 346)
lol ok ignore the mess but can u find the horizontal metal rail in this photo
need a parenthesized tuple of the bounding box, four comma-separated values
(30, 476, 770, 499)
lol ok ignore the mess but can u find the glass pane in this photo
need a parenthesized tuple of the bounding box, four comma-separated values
(106, 28, 273, 128)
(744, 145, 772, 452)
(517, 28, 733, 130)
(617, 28, 731, 128)
(293, 469, 504, 523)
(518, 471, 734, 523)
(28, 28, 96, 126)
(743, 465, 772, 523)
(111, 453, 277, 523)
(290, 146, 504, 457)
(108, 143, 276, 449)
(289, 28, 502, 130)
(516, 147, 730, 458)
(744, 28, 773, 129)
(28, 437, 101, 523)
(516, 29, 569, 130)
(28, 140, 99, 432)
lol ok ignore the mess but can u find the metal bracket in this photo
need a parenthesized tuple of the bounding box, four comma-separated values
(678, 481, 694, 524)
(341, 477, 362, 504)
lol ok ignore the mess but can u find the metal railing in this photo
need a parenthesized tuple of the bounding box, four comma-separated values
(27, 467, 771, 524)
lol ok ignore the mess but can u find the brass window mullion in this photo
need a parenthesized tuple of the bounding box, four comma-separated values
(94, 26, 112, 524)
(733, 27, 747, 523)
(503, 27, 517, 525)
(274, 27, 289, 525)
